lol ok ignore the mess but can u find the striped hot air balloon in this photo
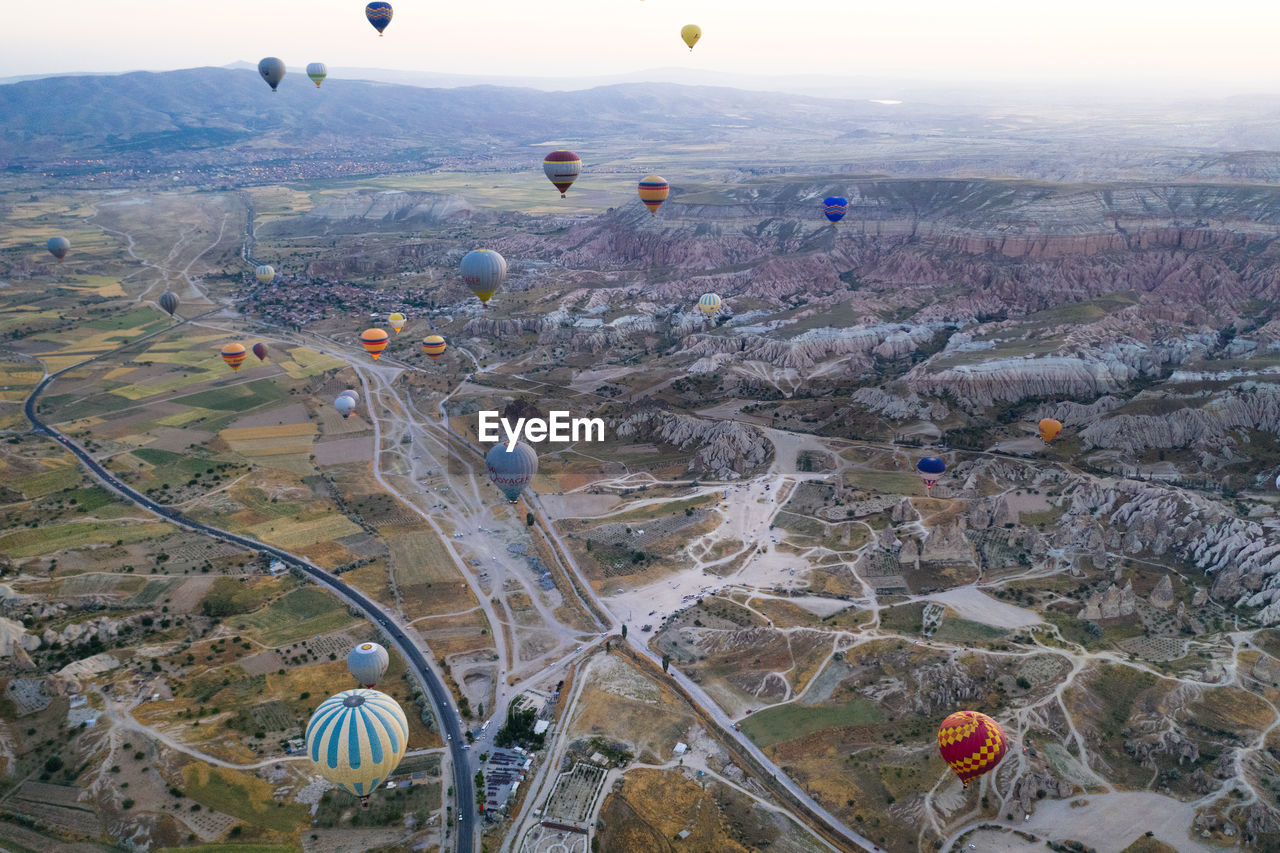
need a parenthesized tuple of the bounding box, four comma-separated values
(307, 62, 328, 87)
(365, 1, 393, 35)
(220, 343, 247, 372)
(937, 711, 1007, 787)
(255, 265, 275, 285)
(638, 175, 670, 217)
(159, 291, 179, 316)
(360, 328, 390, 360)
(305, 689, 408, 806)
(698, 293, 722, 317)
(486, 441, 538, 503)
(542, 150, 582, 198)
(388, 313, 406, 334)
(422, 334, 446, 360)
(459, 250, 508, 307)
(347, 642, 389, 687)
(822, 196, 848, 223)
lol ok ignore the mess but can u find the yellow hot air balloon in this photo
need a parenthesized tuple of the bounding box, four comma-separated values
(422, 335, 446, 360)
(698, 293, 722, 317)
(681, 24, 701, 50)
(305, 689, 408, 807)
(638, 175, 670, 217)
(220, 343, 247, 372)
(1038, 418, 1063, 444)
(361, 328, 390, 360)
(388, 312, 406, 334)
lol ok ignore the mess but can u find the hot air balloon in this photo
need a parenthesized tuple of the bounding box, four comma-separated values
(255, 265, 275, 285)
(365, 2, 393, 35)
(339, 389, 360, 404)
(638, 175, 670, 217)
(335, 395, 357, 419)
(937, 710, 1007, 787)
(388, 313, 406, 334)
(1037, 418, 1062, 444)
(221, 343, 247, 372)
(306, 62, 328, 88)
(347, 642, 389, 687)
(460, 249, 508, 307)
(917, 456, 946, 492)
(258, 57, 285, 92)
(159, 291, 179, 316)
(486, 442, 538, 503)
(822, 197, 848, 223)
(361, 328, 390, 360)
(543, 150, 582, 198)
(698, 293, 722, 318)
(252, 342, 268, 361)
(46, 237, 69, 261)
(422, 334, 446, 360)
(305, 689, 408, 807)
(681, 24, 702, 50)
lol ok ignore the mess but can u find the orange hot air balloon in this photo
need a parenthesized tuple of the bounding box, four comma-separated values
(637, 175, 670, 216)
(360, 328, 390, 360)
(422, 334, 446, 360)
(220, 343, 248, 372)
(938, 711, 1007, 787)
(1038, 418, 1063, 444)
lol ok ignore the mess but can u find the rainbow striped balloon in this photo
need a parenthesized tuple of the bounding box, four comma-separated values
(365, 2, 392, 35)
(220, 342, 247, 372)
(306, 689, 408, 801)
(637, 175, 670, 217)
(360, 328, 390, 360)
(937, 711, 1007, 787)
(422, 334, 447, 360)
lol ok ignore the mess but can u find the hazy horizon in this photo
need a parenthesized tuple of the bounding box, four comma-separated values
(5, 0, 1280, 100)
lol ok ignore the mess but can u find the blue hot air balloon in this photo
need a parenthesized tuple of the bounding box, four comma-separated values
(347, 642, 389, 686)
(917, 456, 946, 491)
(486, 442, 538, 503)
(822, 196, 848, 223)
(365, 2, 393, 35)
(305, 689, 408, 806)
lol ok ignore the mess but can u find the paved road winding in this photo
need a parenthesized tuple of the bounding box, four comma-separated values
(24, 362, 477, 853)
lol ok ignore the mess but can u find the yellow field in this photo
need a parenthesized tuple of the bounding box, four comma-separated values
(111, 368, 223, 400)
(156, 407, 217, 427)
(284, 346, 345, 375)
(102, 366, 137, 380)
(222, 423, 317, 441)
(61, 275, 126, 298)
(247, 514, 363, 549)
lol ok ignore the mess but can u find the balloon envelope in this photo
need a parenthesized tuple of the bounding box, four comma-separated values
(698, 293, 722, 317)
(1037, 418, 1062, 443)
(361, 328, 390, 360)
(822, 197, 848, 223)
(917, 457, 946, 485)
(305, 689, 408, 801)
(638, 175, 670, 216)
(221, 343, 247, 372)
(681, 24, 701, 49)
(347, 642, 389, 686)
(335, 396, 356, 419)
(46, 236, 69, 260)
(422, 334, 446, 359)
(255, 265, 275, 285)
(938, 710, 1007, 787)
(365, 2, 393, 34)
(543, 150, 582, 197)
(159, 291, 179, 316)
(257, 57, 285, 91)
(486, 442, 538, 502)
(460, 250, 508, 305)
(252, 343, 268, 361)
(388, 312, 406, 333)
(339, 389, 360, 404)
(306, 62, 328, 87)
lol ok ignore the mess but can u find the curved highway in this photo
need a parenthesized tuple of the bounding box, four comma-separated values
(25, 368, 476, 852)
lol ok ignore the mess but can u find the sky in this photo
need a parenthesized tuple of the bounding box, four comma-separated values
(5, 0, 1280, 95)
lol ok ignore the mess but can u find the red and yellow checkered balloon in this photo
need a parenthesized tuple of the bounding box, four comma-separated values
(937, 710, 1007, 787)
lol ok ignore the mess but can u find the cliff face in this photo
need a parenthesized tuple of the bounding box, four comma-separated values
(613, 410, 774, 479)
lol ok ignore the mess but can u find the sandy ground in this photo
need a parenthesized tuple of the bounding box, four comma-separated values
(228, 402, 312, 429)
(538, 492, 621, 519)
(1023, 792, 1219, 853)
(923, 587, 1041, 628)
(313, 435, 375, 466)
(143, 425, 214, 452)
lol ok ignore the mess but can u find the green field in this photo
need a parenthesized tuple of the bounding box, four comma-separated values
(155, 846, 298, 853)
(739, 699, 885, 748)
(0, 519, 170, 558)
(239, 586, 352, 646)
(180, 380, 289, 413)
(180, 763, 310, 834)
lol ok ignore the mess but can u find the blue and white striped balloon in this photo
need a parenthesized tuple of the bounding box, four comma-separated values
(305, 689, 408, 801)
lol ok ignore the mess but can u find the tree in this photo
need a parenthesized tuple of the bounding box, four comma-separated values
(621, 624, 627, 640)
(526, 512, 534, 527)
(662, 654, 671, 673)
